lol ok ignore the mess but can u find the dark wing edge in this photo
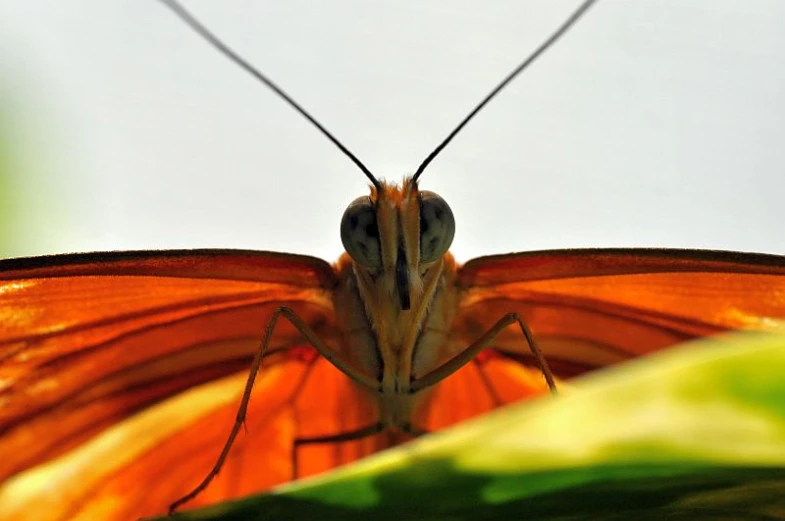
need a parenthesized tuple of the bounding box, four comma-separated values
(0, 248, 338, 287)
(459, 248, 785, 287)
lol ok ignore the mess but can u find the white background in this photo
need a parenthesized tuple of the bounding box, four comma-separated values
(1, 0, 784, 263)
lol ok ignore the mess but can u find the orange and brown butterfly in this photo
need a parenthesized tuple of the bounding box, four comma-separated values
(2, 1, 785, 520)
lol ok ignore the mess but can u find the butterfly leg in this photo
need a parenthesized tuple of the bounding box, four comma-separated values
(410, 312, 557, 394)
(291, 423, 385, 479)
(168, 306, 379, 514)
(472, 359, 503, 406)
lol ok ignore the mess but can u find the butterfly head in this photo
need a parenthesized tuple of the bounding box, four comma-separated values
(340, 177, 455, 310)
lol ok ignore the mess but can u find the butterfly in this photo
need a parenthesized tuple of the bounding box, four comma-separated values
(1, 1, 784, 520)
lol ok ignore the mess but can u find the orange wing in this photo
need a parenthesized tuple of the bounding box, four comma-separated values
(452, 248, 785, 377)
(0, 250, 381, 520)
(415, 248, 785, 433)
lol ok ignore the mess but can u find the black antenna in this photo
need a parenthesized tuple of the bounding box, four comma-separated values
(159, 0, 382, 191)
(412, 0, 599, 183)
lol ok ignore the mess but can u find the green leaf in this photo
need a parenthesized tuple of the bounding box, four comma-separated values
(156, 332, 785, 521)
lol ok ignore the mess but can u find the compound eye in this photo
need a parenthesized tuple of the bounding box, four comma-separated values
(340, 196, 381, 268)
(419, 191, 455, 263)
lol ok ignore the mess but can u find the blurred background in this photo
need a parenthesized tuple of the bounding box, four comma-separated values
(0, 0, 783, 262)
